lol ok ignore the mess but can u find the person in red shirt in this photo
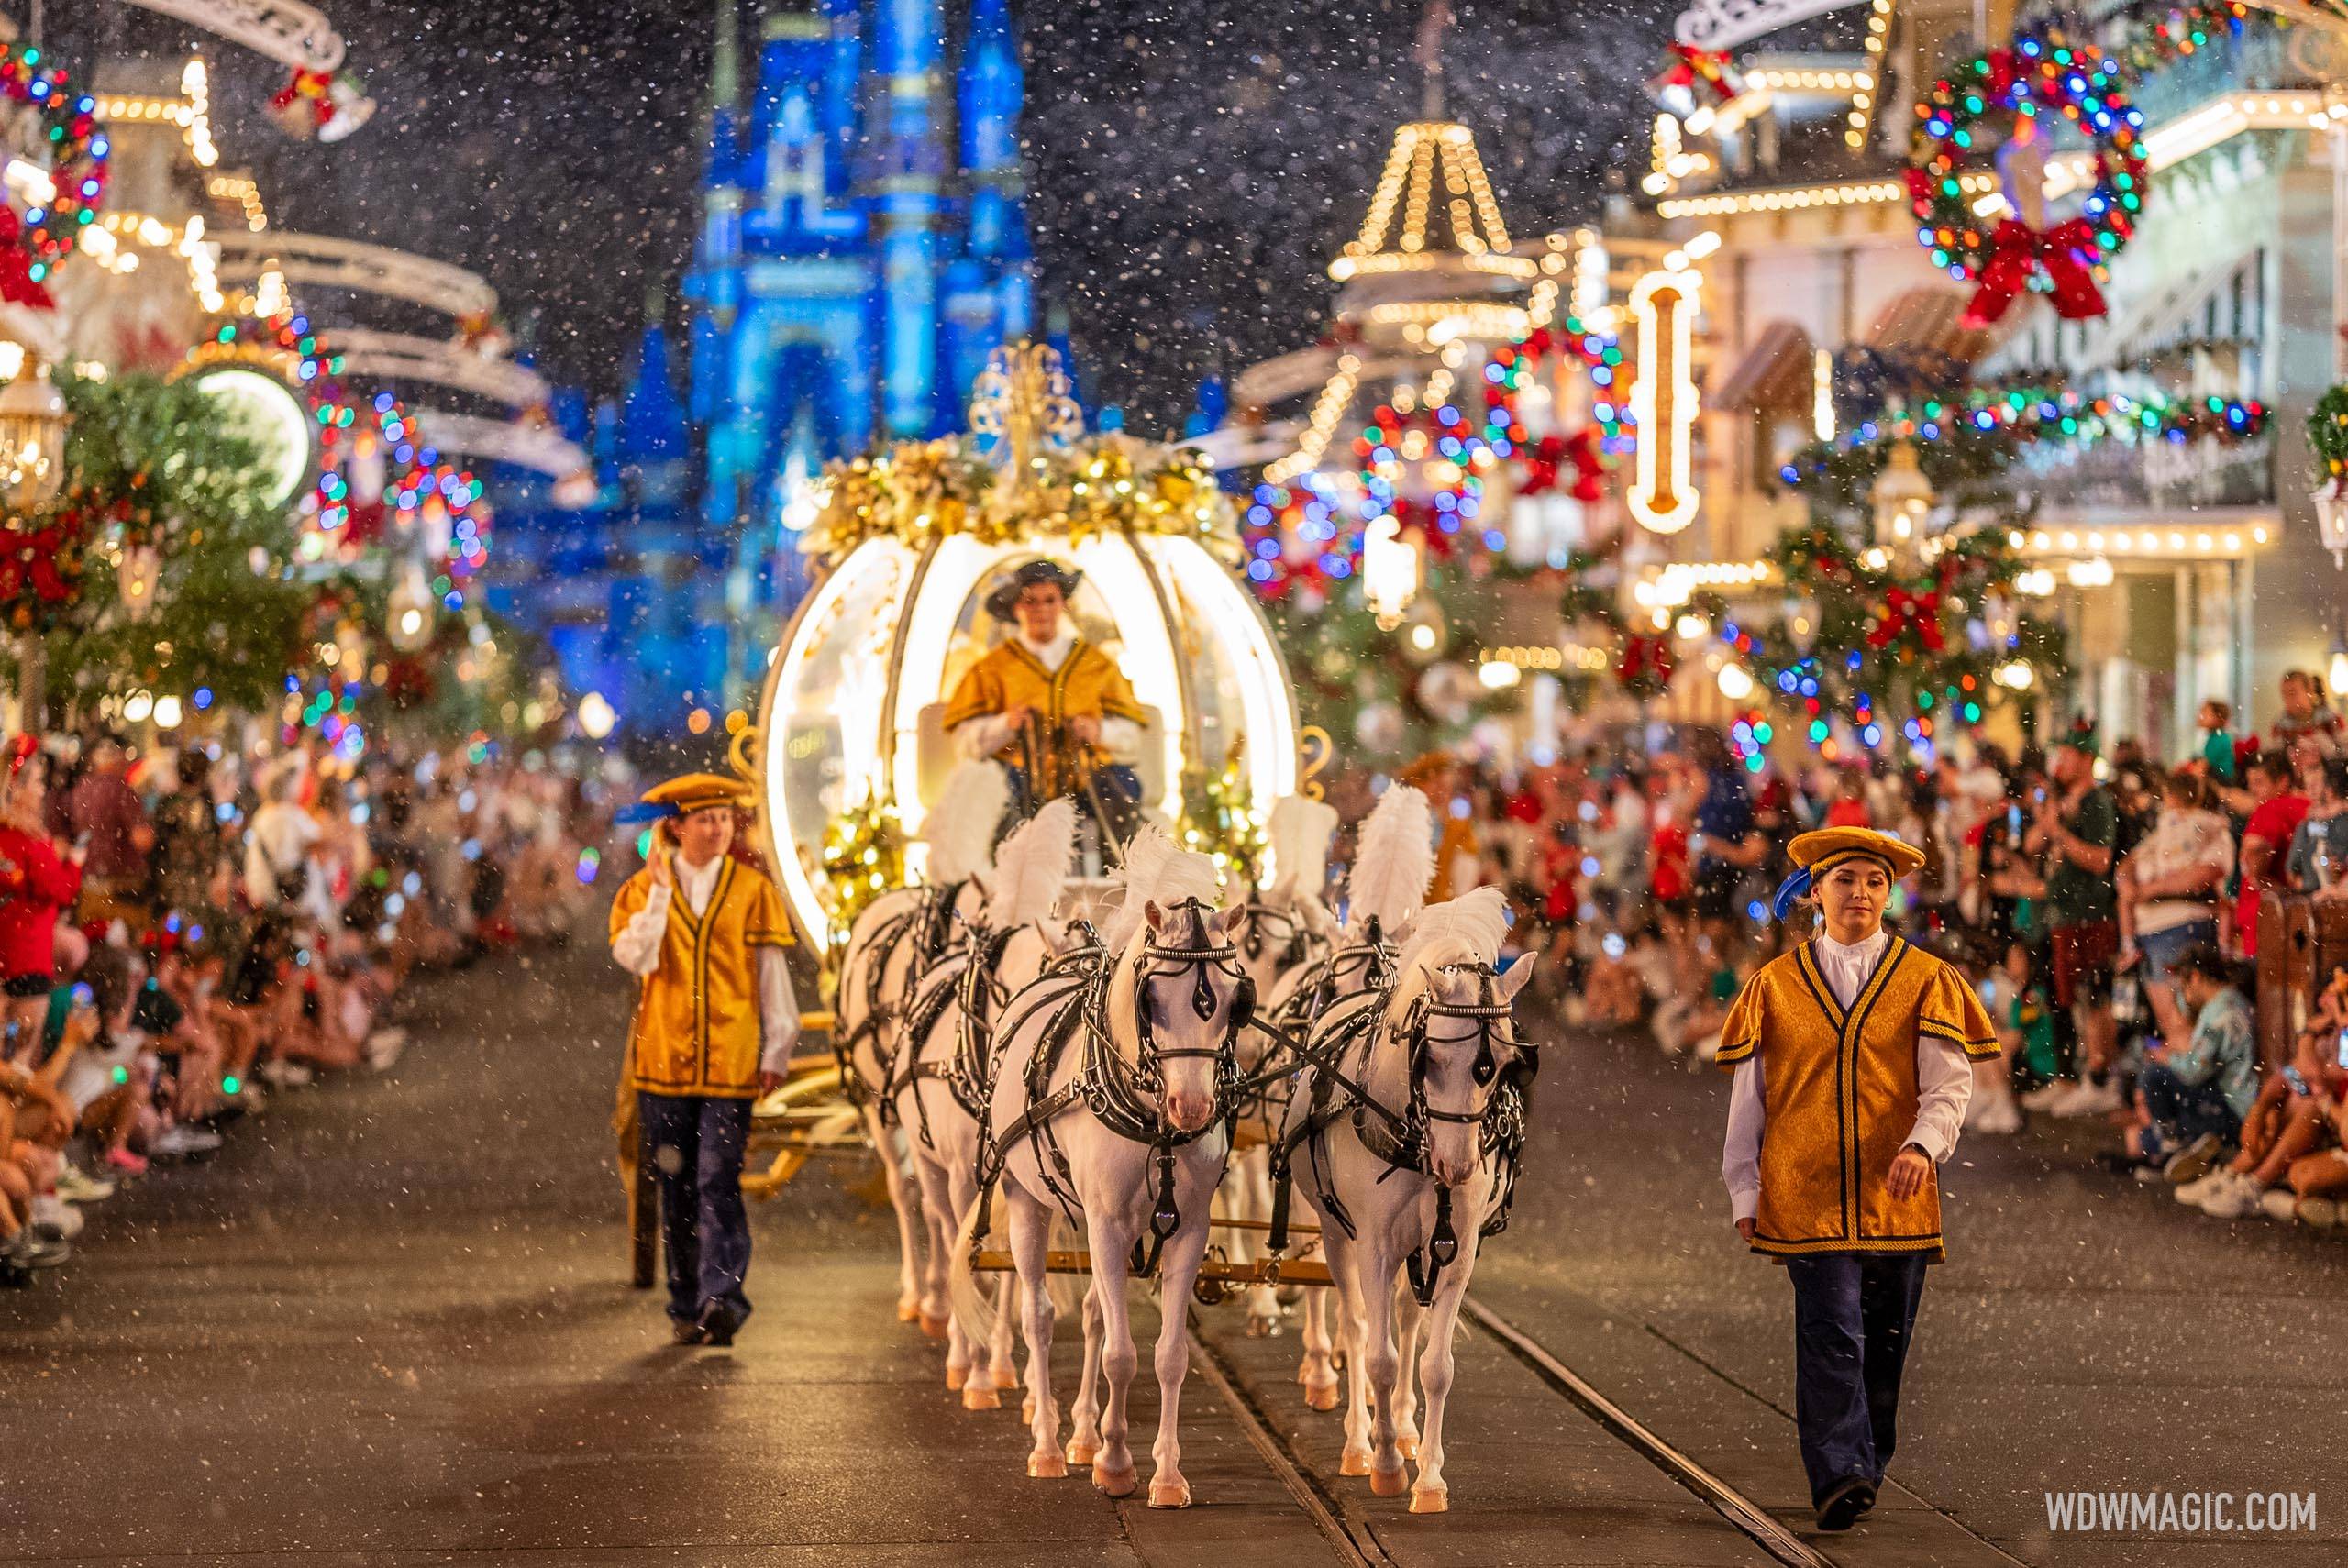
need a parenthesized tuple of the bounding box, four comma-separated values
(2234, 749, 2309, 958)
(1824, 769, 1872, 829)
(0, 738, 81, 1063)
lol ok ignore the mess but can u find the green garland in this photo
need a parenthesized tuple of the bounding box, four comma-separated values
(1719, 517, 2067, 755)
(2310, 383, 2348, 492)
(23, 372, 314, 714)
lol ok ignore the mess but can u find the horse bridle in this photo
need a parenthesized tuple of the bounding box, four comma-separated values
(1238, 902, 1318, 972)
(1393, 965, 1527, 1132)
(1130, 898, 1255, 1076)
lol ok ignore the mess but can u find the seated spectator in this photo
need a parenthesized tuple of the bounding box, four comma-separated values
(2180, 970, 2348, 1218)
(2125, 945, 2255, 1179)
(0, 738, 80, 1064)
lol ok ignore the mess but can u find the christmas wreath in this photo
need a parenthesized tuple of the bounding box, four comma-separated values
(1904, 29, 2146, 326)
(0, 45, 109, 308)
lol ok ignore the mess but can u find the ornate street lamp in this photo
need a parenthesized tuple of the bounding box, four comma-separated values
(1869, 439, 1934, 567)
(2316, 481, 2348, 570)
(386, 560, 436, 653)
(0, 363, 69, 513)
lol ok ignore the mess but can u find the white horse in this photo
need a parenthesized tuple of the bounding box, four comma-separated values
(1274, 889, 1537, 1514)
(952, 836, 1250, 1507)
(833, 766, 1007, 1329)
(892, 801, 1079, 1407)
(1251, 783, 1430, 1404)
(1217, 873, 1339, 1340)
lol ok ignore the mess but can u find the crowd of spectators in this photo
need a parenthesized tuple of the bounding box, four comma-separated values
(0, 730, 611, 1286)
(1335, 668, 2348, 1227)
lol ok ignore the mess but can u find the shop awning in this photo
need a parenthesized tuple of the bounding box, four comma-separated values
(1709, 319, 1815, 413)
(1866, 286, 1995, 362)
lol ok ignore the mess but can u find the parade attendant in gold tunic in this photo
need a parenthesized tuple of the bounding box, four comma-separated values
(1716, 827, 1996, 1530)
(941, 558, 1146, 820)
(609, 772, 799, 1345)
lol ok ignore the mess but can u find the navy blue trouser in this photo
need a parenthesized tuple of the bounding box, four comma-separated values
(638, 1091, 754, 1329)
(2139, 1061, 2242, 1159)
(1785, 1253, 1930, 1506)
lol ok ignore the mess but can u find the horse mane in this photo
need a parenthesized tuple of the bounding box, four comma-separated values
(1388, 887, 1510, 1022)
(987, 798, 1076, 929)
(1344, 784, 1433, 939)
(1265, 795, 1339, 902)
(1100, 823, 1221, 951)
(921, 761, 1011, 884)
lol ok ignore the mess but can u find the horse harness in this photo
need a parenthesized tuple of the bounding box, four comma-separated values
(1267, 964, 1535, 1308)
(972, 900, 1255, 1280)
(890, 922, 1022, 1151)
(835, 879, 969, 1114)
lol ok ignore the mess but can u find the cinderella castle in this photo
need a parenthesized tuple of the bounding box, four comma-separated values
(486, 0, 1036, 740)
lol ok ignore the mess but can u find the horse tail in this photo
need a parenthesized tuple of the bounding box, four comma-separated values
(947, 1189, 999, 1346)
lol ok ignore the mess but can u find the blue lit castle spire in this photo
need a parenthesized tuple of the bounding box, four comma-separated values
(684, 0, 1034, 709)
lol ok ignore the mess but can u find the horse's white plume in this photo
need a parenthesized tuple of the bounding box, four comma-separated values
(1265, 795, 1340, 900)
(1102, 823, 1222, 950)
(1344, 784, 1434, 937)
(987, 799, 1077, 929)
(1399, 886, 1510, 974)
(921, 761, 1011, 885)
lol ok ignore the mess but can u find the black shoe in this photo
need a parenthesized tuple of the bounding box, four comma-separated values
(698, 1305, 744, 1347)
(1815, 1475, 1877, 1532)
(669, 1319, 708, 1346)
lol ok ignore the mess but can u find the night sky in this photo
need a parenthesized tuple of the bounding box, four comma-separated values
(60, 0, 1686, 426)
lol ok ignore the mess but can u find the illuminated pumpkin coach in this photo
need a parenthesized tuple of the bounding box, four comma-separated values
(754, 343, 1301, 947)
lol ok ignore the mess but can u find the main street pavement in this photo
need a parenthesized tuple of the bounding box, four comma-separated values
(4, 943, 2342, 1566)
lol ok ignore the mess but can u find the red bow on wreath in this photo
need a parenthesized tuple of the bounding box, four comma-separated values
(1959, 216, 2109, 327)
(1520, 430, 1608, 504)
(1653, 43, 1740, 105)
(1868, 587, 1945, 653)
(271, 68, 337, 127)
(0, 209, 54, 311)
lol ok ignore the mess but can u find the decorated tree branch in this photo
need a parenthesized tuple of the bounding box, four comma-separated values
(27, 372, 316, 715)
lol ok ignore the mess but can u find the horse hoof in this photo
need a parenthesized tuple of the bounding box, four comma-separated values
(1397, 1434, 1420, 1462)
(962, 1385, 1002, 1412)
(946, 1364, 969, 1392)
(1066, 1438, 1101, 1466)
(1027, 1452, 1068, 1480)
(1148, 1478, 1192, 1509)
(919, 1312, 950, 1341)
(1305, 1381, 1341, 1413)
(1245, 1314, 1281, 1340)
(1371, 1465, 1410, 1498)
(897, 1300, 920, 1323)
(990, 1364, 1022, 1392)
(1338, 1449, 1372, 1478)
(1092, 1463, 1138, 1498)
(1410, 1486, 1450, 1515)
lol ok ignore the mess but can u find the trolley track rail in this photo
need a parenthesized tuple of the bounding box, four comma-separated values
(1181, 1289, 1834, 1568)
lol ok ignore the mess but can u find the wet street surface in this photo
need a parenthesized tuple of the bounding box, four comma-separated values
(6, 944, 2343, 1566)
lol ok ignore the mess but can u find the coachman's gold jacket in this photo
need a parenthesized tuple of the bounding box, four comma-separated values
(1717, 936, 1997, 1261)
(608, 857, 792, 1098)
(942, 639, 1145, 767)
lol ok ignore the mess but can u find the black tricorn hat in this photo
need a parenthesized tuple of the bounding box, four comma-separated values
(984, 558, 1084, 622)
